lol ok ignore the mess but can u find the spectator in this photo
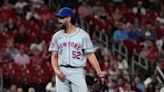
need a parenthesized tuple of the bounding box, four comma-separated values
(29, 36, 45, 56)
(108, 55, 119, 80)
(4, 18, 17, 32)
(155, 43, 164, 65)
(28, 87, 36, 92)
(126, 23, 139, 41)
(154, 21, 164, 38)
(15, 17, 22, 27)
(156, 34, 164, 51)
(14, 0, 28, 16)
(116, 76, 124, 92)
(112, 8, 123, 21)
(146, 24, 157, 40)
(95, 42, 108, 61)
(38, 5, 53, 22)
(112, 23, 128, 41)
(77, 1, 93, 18)
(26, 7, 41, 21)
(107, 76, 114, 91)
(140, 10, 157, 25)
(132, 1, 146, 16)
(30, 0, 44, 9)
(6, 38, 19, 61)
(1, 47, 10, 63)
(41, 43, 51, 61)
(123, 38, 137, 55)
(156, 11, 164, 24)
(106, 2, 115, 16)
(134, 76, 145, 92)
(124, 82, 134, 92)
(45, 75, 56, 92)
(134, 18, 142, 32)
(139, 40, 153, 58)
(14, 25, 29, 44)
(17, 87, 24, 92)
(14, 44, 30, 66)
(145, 44, 159, 60)
(140, 24, 157, 41)
(116, 54, 129, 80)
(9, 84, 17, 92)
(96, 7, 110, 33)
(119, 3, 129, 15)
(92, 1, 104, 18)
(15, 0, 28, 10)
(1, 0, 13, 10)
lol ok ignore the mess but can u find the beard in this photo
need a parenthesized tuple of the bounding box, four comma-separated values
(57, 23, 66, 30)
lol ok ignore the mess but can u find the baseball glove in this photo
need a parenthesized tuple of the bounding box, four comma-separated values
(91, 75, 103, 92)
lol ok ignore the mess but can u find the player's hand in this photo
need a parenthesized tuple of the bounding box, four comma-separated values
(55, 70, 65, 80)
(97, 72, 105, 83)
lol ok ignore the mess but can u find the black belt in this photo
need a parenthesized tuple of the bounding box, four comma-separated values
(60, 65, 83, 68)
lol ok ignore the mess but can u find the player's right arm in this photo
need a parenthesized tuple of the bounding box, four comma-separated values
(49, 32, 65, 80)
(51, 51, 65, 80)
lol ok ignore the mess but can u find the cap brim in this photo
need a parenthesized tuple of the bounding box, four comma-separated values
(55, 14, 62, 17)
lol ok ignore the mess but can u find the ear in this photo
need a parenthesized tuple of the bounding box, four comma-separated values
(66, 16, 71, 21)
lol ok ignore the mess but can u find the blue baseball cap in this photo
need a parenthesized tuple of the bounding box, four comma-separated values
(55, 7, 75, 18)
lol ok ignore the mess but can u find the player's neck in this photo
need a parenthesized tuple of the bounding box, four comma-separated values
(65, 23, 76, 34)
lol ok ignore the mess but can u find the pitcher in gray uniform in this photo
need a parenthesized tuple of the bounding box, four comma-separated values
(49, 7, 104, 92)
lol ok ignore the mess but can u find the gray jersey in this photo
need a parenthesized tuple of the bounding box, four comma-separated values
(49, 27, 95, 67)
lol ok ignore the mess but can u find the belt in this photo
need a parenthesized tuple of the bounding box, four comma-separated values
(60, 65, 83, 68)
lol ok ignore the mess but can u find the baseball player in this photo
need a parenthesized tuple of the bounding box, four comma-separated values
(49, 7, 104, 92)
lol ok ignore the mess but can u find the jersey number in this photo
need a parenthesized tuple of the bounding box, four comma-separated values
(72, 51, 81, 59)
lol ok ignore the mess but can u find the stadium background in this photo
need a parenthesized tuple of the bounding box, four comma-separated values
(0, 0, 163, 92)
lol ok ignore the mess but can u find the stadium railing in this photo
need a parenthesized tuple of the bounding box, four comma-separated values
(112, 41, 128, 60)
(156, 66, 164, 84)
(77, 17, 109, 48)
(131, 54, 149, 75)
(111, 41, 149, 80)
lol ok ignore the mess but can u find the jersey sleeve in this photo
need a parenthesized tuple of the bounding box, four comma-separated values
(82, 33, 95, 53)
(48, 34, 59, 52)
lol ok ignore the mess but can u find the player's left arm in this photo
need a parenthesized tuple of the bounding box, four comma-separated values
(83, 32, 104, 77)
(87, 52, 104, 77)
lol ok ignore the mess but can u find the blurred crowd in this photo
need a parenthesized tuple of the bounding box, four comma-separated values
(79, 0, 164, 92)
(0, 0, 163, 92)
